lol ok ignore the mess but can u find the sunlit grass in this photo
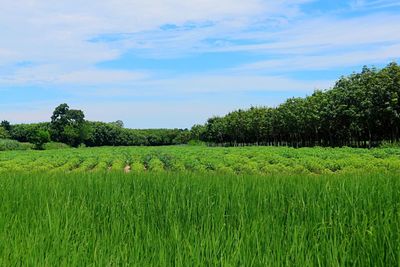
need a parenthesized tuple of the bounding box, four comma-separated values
(0, 171, 399, 266)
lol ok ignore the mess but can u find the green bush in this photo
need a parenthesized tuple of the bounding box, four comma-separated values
(0, 139, 33, 151)
(131, 162, 145, 172)
(31, 129, 51, 150)
(379, 141, 400, 148)
(147, 158, 164, 172)
(0, 127, 10, 139)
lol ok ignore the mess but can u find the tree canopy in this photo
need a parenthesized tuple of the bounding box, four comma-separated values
(50, 103, 90, 147)
(199, 63, 400, 147)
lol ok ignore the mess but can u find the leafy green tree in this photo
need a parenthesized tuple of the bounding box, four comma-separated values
(190, 124, 206, 141)
(10, 123, 50, 143)
(50, 104, 70, 140)
(1, 120, 11, 132)
(173, 130, 191, 144)
(84, 122, 186, 147)
(50, 104, 90, 147)
(0, 127, 10, 139)
(204, 117, 227, 144)
(110, 120, 124, 128)
(31, 129, 50, 150)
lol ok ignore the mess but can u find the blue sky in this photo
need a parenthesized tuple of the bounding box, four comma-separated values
(1, 0, 400, 128)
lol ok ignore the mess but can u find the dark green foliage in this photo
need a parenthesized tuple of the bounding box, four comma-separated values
(172, 130, 191, 144)
(0, 120, 11, 132)
(190, 124, 206, 140)
(5, 120, 189, 148)
(50, 104, 90, 147)
(0, 121, 11, 142)
(0, 127, 9, 139)
(10, 123, 49, 143)
(30, 129, 51, 150)
(9, 123, 51, 150)
(110, 120, 124, 128)
(199, 63, 400, 147)
(85, 121, 189, 147)
(50, 103, 71, 139)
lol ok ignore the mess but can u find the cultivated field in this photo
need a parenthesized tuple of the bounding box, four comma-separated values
(0, 146, 399, 265)
(1, 146, 400, 175)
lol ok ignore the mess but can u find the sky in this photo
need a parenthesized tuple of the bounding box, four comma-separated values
(1, 0, 400, 128)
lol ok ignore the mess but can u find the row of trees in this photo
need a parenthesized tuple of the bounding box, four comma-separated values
(1, 104, 88, 149)
(85, 122, 190, 147)
(2, 62, 399, 148)
(1, 121, 50, 149)
(1, 104, 190, 148)
(195, 63, 400, 147)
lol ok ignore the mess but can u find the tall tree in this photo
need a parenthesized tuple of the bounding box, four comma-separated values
(1, 120, 11, 132)
(50, 104, 89, 147)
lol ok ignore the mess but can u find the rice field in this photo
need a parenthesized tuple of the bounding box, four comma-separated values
(0, 146, 399, 265)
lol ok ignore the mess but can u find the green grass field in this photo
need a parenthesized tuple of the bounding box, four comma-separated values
(1, 146, 400, 265)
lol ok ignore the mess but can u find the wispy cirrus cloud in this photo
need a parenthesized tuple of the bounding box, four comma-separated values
(351, 0, 400, 9)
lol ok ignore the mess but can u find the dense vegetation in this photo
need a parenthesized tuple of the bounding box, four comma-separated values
(0, 139, 33, 151)
(1, 118, 190, 149)
(0, 171, 399, 266)
(1, 146, 400, 175)
(86, 122, 190, 147)
(198, 63, 400, 147)
(2, 63, 400, 149)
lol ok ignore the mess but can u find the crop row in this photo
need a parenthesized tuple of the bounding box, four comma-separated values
(1, 146, 400, 175)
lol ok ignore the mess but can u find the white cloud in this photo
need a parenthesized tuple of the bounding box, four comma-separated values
(1, 1, 398, 70)
(136, 74, 333, 94)
(236, 44, 400, 72)
(0, 0, 270, 64)
(211, 14, 400, 55)
(0, 0, 314, 85)
(0, 65, 147, 85)
(351, 0, 400, 9)
(1, 0, 400, 127)
(43, 72, 333, 98)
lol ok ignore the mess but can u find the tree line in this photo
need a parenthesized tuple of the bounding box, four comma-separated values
(1, 62, 399, 148)
(194, 62, 400, 147)
(1, 104, 190, 149)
